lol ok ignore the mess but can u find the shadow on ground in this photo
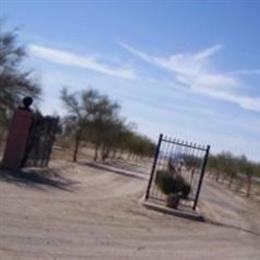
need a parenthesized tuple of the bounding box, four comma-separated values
(204, 218, 260, 237)
(0, 166, 77, 191)
(79, 161, 147, 180)
(105, 160, 150, 174)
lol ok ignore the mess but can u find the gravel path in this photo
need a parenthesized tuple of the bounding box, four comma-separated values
(0, 160, 259, 260)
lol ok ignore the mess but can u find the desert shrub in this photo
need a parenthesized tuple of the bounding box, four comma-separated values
(155, 170, 173, 195)
(155, 170, 191, 198)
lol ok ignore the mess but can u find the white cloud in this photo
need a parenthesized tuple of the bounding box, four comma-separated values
(119, 42, 260, 112)
(194, 45, 223, 60)
(29, 44, 137, 79)
(230, 69, 260, 75)
(194, 87, 260, 112)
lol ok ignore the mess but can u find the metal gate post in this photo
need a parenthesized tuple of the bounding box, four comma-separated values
(145, 133, 163, 200)
(193, 145, 210, 210)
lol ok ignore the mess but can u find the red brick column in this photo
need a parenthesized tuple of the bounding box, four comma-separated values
(2, 109, 33, 171)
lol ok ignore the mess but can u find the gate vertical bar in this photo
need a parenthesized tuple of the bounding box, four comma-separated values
(145, 133, 163, 200)
(193, 145, 210, 210)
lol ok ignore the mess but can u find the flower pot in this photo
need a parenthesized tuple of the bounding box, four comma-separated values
(166, 193, 180, 209)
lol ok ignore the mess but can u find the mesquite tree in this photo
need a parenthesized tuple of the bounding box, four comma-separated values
(0, 22, 41, 108)
(60, 87, 100, 162)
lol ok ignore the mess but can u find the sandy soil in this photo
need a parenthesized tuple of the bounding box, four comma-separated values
(0, 159, 259, 260)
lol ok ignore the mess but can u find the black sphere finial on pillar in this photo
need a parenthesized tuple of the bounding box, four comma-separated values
(22, 96, 33, 110)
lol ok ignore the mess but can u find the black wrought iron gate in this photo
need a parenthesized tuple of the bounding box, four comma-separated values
(145, 134, 210, 210)
(22, 115, 59, 167)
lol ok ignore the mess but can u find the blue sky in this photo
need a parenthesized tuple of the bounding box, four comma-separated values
(1, 1, 260, 160)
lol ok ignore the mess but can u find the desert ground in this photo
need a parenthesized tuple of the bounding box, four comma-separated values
(0, 157, 260, 260)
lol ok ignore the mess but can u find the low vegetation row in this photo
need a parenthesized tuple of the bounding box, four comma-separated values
(208, 152, 260, 197)
(58, 87, 156, 162)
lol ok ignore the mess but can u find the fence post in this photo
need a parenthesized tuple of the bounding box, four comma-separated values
(145, 133, 163, 200)
(193, 145, 210, 210)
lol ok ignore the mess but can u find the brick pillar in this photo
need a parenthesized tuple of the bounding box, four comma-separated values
(2, 109, 33, 171)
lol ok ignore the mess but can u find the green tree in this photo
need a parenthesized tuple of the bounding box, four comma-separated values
(238, 155, 254, 197)
(89, 95, 120, 161)
(60, 87, 100, 162)
(218, 152, 237, 186)
(0, 22, 41, 108)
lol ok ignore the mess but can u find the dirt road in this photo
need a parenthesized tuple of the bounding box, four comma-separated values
(0, 160, 259, 259)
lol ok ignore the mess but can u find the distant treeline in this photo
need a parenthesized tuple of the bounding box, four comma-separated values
(208, 152, 260, 197)
(59, 88, 156, 162)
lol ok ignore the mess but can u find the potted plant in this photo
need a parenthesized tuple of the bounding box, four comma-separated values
(155, 170, 191, 209)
